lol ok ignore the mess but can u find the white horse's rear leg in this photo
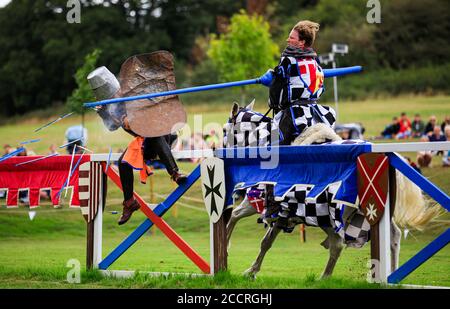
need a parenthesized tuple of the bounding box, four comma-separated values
(226, 197, 257, 248)
(244, 226, 282, 279)
(391, 220, 401, 271)
(320, 227, 344, 279)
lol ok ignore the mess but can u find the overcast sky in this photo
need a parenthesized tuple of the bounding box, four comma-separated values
(0, 0, 10, 8)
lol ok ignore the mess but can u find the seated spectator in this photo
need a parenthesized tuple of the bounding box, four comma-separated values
(380, 117, 400, 139)
(424, 115, 437, 136)
(443, 126, 450, 167)
(428, 126, 446, 142)
(441, 115, 450, 133)
(396, 112, 412, 139)
(417, 126, 447, 168)
(411, 113, 425, 138)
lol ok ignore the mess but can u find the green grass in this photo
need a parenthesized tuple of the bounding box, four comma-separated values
(0, 95, 449, 288)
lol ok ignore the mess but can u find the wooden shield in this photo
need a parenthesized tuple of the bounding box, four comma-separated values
(119, 51, 186, 137)
(357, 153, 389, 225)
(201, 158, 226, 223)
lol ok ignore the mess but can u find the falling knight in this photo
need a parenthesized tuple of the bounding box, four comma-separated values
(88, 51, 188, 225)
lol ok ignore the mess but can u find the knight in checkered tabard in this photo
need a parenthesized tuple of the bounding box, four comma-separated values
(269, 20, 336, 145)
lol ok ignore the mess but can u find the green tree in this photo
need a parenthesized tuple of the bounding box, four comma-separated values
(374, 0, 450, 69)
(207, 10, 279, 100)
(66, 49, 101, 119)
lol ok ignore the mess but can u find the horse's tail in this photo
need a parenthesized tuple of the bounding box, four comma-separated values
(393, 170, 443, 230)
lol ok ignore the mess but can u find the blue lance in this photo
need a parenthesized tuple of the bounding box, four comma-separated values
(84, 66, 362, 108)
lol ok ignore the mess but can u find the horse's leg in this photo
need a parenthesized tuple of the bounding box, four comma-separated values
(320, 227, 344, 279)
(226, 196, 257, 248)
(244, 225, 282, 279)
(391, 220, 402, 271)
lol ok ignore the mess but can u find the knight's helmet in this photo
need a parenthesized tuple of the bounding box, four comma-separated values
(87, 66, 120, 100)
(87, 66, 125, 131)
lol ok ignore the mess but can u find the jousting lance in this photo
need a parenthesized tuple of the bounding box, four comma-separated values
(84, 66, 362, 108)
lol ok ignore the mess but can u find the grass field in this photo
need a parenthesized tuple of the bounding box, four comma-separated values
(0, 95, 449, 288)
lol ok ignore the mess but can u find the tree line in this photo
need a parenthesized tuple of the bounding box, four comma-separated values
(0, 0, 448, 117)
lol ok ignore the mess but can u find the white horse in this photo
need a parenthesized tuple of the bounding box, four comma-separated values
(224, 101, 442, 279)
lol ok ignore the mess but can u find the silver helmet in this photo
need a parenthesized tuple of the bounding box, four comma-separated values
(87, 66, 120, 100)
(87, 66, 125, 132)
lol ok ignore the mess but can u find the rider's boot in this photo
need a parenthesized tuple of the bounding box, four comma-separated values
(118, 197, 140, 225)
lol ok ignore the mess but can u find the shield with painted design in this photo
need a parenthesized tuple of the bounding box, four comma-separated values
(357, 153, 389, 225)
(201, 157, 226, 223)
(119, 51, 186, 137)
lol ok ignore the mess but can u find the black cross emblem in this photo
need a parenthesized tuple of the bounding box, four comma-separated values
(203, 165, 223, 216)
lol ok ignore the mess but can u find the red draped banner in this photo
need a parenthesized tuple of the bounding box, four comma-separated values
(0, 155, 91, 208)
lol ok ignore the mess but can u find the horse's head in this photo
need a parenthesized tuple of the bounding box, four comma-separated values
(224, 99, 276, 148)
(228, 99, 256, 125)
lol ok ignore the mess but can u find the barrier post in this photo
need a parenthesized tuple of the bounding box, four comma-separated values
(80, 162, 105, 270)
(210, 216, 228, 274)
(86, 222, 94, 270)
(377, 191, 391, 282)
(357, 153, 391, 283)
(92, 170, 107, 268)
(201, 157, 228, 274)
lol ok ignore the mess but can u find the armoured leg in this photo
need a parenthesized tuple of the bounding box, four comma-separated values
(244, 226, 282, 279)
(144, 136, 187, 184)
(118, 150, 134, 201)
(117, 150, 140, 224)
(143, 136, 178, 174)
(320, 227, 344, 279)
(278, 108, 299, 145)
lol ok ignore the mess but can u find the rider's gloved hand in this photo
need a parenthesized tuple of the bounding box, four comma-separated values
(259, 69, 274, 87)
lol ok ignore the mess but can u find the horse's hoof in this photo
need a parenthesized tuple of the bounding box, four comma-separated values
(243, 269, 257, 280)
(320, 273, 331, 280)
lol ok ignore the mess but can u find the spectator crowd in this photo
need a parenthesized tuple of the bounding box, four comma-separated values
(378, 113, 450, 168)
